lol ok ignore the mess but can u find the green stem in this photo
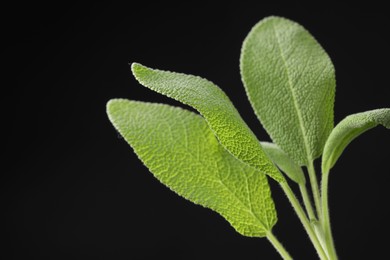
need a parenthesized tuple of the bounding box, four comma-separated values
(312, 219, 328, 257)
(321, 170, 338, 260)
(299, 183, 317, 221)
(266, 231, 293, 260)
(280, 182, 328, 260)
(307, 162, 322, 220)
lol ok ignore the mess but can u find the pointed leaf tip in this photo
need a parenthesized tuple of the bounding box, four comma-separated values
(131, 62, 145, 74)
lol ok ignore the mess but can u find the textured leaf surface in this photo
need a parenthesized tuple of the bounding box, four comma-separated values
(240, 16, 335, 166)
(107, 99, 277, 237)
(322, 108, 390, 173)
(261, 142, 305, 184)
(131, 63, 284, 182)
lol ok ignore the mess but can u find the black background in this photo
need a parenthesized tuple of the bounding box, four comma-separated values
(5, 3, 390, 259)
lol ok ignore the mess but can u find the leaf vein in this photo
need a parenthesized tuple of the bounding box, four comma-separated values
(271, 20, 313, 163)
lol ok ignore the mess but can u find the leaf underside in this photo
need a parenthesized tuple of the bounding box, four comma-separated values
(240, 16, 335, 166)
(131, 63, 284, 182)
(322, 108, 390, 173)
(261, 142, 305, 184)
(107, 99, 277, 237)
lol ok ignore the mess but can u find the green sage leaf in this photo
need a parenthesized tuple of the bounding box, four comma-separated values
(107, 99, 277, 237)
(322, 108, 390, 173)
(131, 63, 284, 182)
(261, 142, 305, 184)
(240, 16, 335, 166)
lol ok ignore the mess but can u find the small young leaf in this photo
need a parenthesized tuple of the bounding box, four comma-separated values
(261, 142, 305, 184)
(131, 63, 284, 182)
(240, 16, 335, 166)
(322, 108, 390, 173)
(107, 99, 277, 237)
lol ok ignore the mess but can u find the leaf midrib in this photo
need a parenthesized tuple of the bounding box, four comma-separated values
(149, 111, 269, 231)
(271, 21, 312, 164)
(217, 175, 268, 231)
(134, 119, 268, 232)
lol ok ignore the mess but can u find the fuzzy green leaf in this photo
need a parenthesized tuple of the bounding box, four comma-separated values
(322, 108, 390, 173)
(107, 99, 277, 237)
(240, 16, 335, 166)
(261, 142, 305, 184)
(131, 63, 284, 182)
